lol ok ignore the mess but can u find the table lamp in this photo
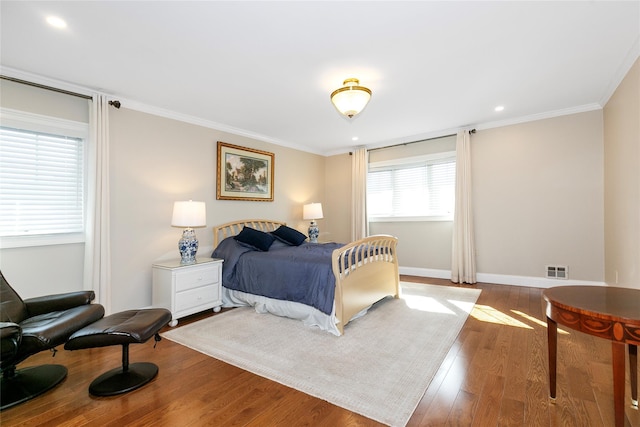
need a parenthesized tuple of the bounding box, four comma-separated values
(303, 202, 323, 243)
(171, 200, 206, 264)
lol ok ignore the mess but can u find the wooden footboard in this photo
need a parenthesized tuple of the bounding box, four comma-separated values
(331, 235, 400, 335)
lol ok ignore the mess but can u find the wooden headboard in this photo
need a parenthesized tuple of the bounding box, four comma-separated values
(213, 219, 286, 247)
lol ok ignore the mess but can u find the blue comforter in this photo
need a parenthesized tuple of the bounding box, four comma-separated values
(212, 238, 344, 315)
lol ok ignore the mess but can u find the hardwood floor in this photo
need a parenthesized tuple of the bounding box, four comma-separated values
(2, 277, 638, 426)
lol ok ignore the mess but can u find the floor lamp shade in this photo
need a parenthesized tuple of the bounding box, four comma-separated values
(171, 201, 206, 264)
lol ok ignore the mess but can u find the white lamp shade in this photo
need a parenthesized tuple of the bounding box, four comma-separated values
(171, 201, 206, 227)
(303, 203, 323, 220)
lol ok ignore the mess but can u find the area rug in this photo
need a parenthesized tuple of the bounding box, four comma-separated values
(162, 282, 481, 426)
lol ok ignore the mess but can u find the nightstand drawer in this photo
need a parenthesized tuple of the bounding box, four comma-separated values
(175, 266, 219, 292)
(152, 258, 223, 327)
(175, 285, 219, 312)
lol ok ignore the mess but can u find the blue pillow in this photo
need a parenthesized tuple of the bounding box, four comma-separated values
(234, 226, 276, 251)
(271, 225, 307, 246)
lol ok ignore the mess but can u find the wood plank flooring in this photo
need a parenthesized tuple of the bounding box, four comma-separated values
(2, 277, 638, 426)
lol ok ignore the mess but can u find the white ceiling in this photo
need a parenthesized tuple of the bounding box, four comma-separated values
(1, 1, 639, 155)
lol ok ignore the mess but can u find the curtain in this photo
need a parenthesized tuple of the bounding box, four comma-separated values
(451, 130, 477, 284)
(84, 95, 112, 313)
(351, 147, 369, 241)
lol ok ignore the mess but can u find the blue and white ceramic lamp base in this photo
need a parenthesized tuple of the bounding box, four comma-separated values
(178, 228, 199, 264)
(308, 221, 319, 243)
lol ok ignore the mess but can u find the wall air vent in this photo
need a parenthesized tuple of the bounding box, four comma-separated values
(546, 265, 569, 279)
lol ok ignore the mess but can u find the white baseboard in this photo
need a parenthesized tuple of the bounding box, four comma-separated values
(476, 272, 605, 288)
(399, 266, 606, 288)
(399, 267, 451, 280)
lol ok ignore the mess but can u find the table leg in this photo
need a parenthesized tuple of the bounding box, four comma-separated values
(546, 316, 557, 401)
(612, 342, 625, 427)
(630, 344, 638, 408)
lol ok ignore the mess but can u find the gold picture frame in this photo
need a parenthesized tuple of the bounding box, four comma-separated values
(216, 141, 274, 201)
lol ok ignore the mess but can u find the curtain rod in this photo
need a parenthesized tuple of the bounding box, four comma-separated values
(1, 75, 93, 100)
(362, 128, 476, 154)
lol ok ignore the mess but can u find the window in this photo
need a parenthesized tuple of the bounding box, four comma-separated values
(0, 109, 88, 247)
(367, 152, 456, 221)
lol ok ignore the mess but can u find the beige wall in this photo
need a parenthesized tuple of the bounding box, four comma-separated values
(368, 135, 456, 162)
(370, 220, 453, 272)
(473, 111, 604, 281)
(324, 153, 351, 243)
(108, 108, 325, 312)
(365, 114, 605, 283)
(0, 78, 89, 122)
(603, 57, 639, 290)
(0, 244, 86, 297)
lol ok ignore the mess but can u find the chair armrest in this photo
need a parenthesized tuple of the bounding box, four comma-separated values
(24, 291, 96, 317)
(1, 322, 22, 363)
(0, 322, 21, 340)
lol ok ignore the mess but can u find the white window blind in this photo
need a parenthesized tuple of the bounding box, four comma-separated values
(0, 126, 85, 237)
(367, 153, 456, 220)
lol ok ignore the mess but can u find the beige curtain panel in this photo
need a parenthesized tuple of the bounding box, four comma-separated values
(351, 147, 369, 241)
(451, 130, 477, 284)
(84, 94, 113, 313)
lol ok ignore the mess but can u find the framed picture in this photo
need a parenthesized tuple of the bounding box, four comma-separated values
(217, 141, 274, 201)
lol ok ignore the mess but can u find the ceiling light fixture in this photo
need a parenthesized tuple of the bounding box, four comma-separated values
(495, 105, 505, 112)
(46, 16, 67, 29)
(330, 78, 372, 118)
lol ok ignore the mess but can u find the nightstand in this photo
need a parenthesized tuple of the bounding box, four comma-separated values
(152, 258, 223, 327)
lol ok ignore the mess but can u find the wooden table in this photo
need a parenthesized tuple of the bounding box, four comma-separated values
(543, 286, 640, 427)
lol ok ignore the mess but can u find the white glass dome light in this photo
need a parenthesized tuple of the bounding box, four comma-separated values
(46, 16, 67, 29)
(330, 78, 372, 118)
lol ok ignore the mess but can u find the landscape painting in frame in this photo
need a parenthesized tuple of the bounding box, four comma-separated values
(217, 141, 274, 201)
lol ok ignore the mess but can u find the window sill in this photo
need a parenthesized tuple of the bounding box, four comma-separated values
(0, 233, 85, 249)
(368, 216, 453, 223)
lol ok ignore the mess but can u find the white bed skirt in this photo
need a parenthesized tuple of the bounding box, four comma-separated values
(221, 287, 342, 336)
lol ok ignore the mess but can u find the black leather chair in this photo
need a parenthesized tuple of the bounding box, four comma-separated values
(0, 271, 105, 410)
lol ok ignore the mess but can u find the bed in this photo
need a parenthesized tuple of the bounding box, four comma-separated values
(212, 219, 399, 335)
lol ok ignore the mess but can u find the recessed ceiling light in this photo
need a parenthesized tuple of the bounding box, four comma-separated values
(352, 137, 359, 141)
(46, 16, 67, 29)
(494, 105, 505, 112)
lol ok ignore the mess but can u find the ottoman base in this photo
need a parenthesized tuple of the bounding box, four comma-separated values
(89, 362, 158, 397)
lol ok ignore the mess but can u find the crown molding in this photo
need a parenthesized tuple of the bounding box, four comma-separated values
(474, 103, 603, 133)
(337, 103, 603, 157)
(118, 98, 324, 156)
(599, 35, 640, 106)
(0, 66, 323, 155)
(1, 66, 96, 98)
(0, 66, 613, 158)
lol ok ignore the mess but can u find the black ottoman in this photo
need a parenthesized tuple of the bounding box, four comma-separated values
(65, 309, 171, 396)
